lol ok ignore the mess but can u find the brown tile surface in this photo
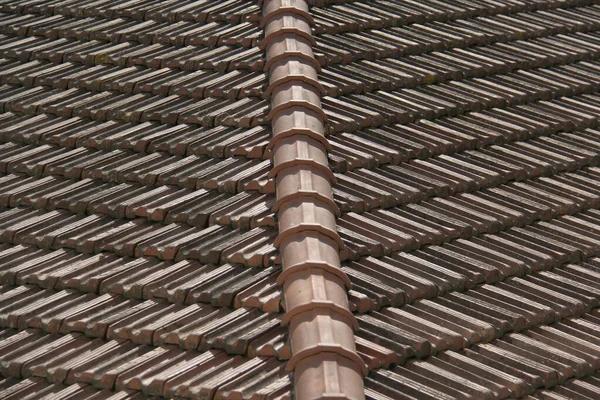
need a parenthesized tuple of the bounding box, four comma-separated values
(301, 0, 600, 399)
(2, 0, 600, 398)
(0, 1, 293, 399)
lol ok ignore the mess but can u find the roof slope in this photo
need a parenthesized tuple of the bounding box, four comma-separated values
(1, 0, 600, 399)
(305, 0, 600, 399)
(0, 0, 292, 399)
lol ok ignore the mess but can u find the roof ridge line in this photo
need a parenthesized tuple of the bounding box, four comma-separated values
(261, 0, 367, 398)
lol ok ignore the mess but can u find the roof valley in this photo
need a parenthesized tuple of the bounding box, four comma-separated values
(261, 0, 366, 398)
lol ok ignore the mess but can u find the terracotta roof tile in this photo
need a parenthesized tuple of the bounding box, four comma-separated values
(2, 0, 600, 398)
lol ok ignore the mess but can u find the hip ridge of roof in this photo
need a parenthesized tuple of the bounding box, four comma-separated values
(262, 0, 367, 399)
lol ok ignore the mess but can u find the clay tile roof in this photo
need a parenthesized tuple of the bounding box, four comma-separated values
(1, 0, 600, 399)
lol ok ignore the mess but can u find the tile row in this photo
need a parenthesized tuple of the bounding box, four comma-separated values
(1, 153, 594, 269)
(4, 171, 596, 316)
(0, 141, 273, 193)
(344, 207, 600, 310)
(321, 32, 600, 97)
(0, 84, 268, 129)
(1, 126, 598, 252)
(322, 58, 600, 135)
(0, 34, 264, 73)
(334, 129, 600, 213)
(0, 276, 394, 372)
(0, 2, 593, 77)
(3, 83, 595, 203)
(0, 173, 274, 229)
(0, 34, 594, 164)
(0, 12, 261, 49)
(0, 0, 261, 24)
(0, 244, 280, 310)
(357, 259, 600, 361)
(311, 0, 592, 35)
(0, 328, 291, 399)
(331, 118, 600, 189)
(0, 257, 392, 369)
(0, 207, 278, 268)
(0, 377, 145, 400)
(534, 373, 600, 400)
(4, 331, 596, 400)
(3, 49, 597, 166)
(0, 113, 271, 159)
(327, 81, 600, 176)
(0, 285, 283, 354)
(341, 169, 600, 257)
(4, 59, 600, 183)
(2, 15, 599, 101)
(314, 4, 600, 66)
(366, 315, 600, 399)
(2, 113, 599, 239)
(7, 171, 599, 315)
(0, 58, 267, 100)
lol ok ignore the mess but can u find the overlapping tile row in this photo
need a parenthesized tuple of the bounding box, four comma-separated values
(0, 65, 269, 161)
(355, 226, 600, 395)
(0, 33, 264, 73)
(0, 243, 280, 311)
(1, 29, 599, 167)
(0, 84, 268, 129)
(338, 168, 600, 259)
(0, 1, 291, 400)
(9, 221, 600, 399)
(355, 252, 600, 359)
(312, 1, 600, 399)
(0, 282, 285, 355)
(0, 4, 589, 146)
(0, 328, 292, 399)
(0, 172, 274, 230)
(335, 117, 600, 276)
(0, 41, 270, 136)
(0, 377, 146, 400)
(0, 58, 267, 101)
(0, 0, 261, 24)
(320, 47, 600, 136)
(534, 373, 600, 399)
(6, 166, 600, 315)
(321, 55, 600, 175)
(3, 14, 593, 272)
(0, 198, 357, 317)
(0, 2, 264, 74)
(309, 0, 593, 36)
(0, 1, 591, 78)
(335, 154, 600, 260)
(312, 2, 600, 64)
(306, 5, 600, 170)
(3, 40, 600, 360)
(327, 96, 600, 179)
(262, 0, 365, 398)
(332, 112, 600, 212)
(314, 29, 600, 176)
(0, 113, 271, 159)
(0, 142, 274, 194)
(1, 6, 598, 105)
(344, 200, 600, 311)
(331, 96, 600, 212)
(2, 91, 596, 234)
(365, 314, 600, 399)
(319, 28, 600, 99)
(0, 206, 277, 268)
(0, 242, 393, 368)
(0, 11, 261, 49)
(2, 1, 600, 399)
